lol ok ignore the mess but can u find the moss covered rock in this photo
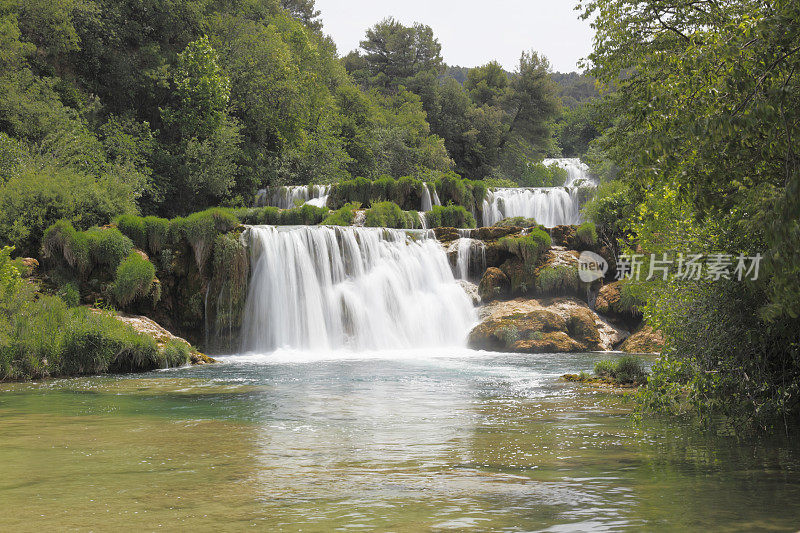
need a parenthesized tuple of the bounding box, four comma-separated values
(620, 325, 664, 354)
(567, 308, 603, 351)
(478, 267, 510, 302)
(511, 332, 584, 353)
(433, 227, 461, 243)
(595, 281, 622, 315)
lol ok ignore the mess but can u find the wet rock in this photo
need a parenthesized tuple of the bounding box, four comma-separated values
(469, 297, 629, 353)
(458, 280, 481, 305)
(595, 281, 621, 315)
(478, 267, 510, 302)
(433, 227, 461, 243)
(550, 225, 577, 247)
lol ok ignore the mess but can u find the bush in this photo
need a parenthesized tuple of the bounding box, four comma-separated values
(161, 339, 192, 368)
(170, 208, 239, 271)
(115, 214, 147, 249)
(58, 282, 81, 307)
(576, 222, 598, 247)
(143, 216, 170, 255)
(424, 205, 477, 228)
(321, 203, 360, 226)
(594, 355, 648, 384)
(364, 201, 416, 229)
(42, 220, 90, 275)
(85, 227, 134, 270)
(536, 264, 580, 295)
(500, 228, 552, 265)
(495, 217, 542, 228)
(112, 253, 156, 307)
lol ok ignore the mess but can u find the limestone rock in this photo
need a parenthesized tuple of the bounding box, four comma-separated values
(478, 267, 510, 302)
(511, 332, 585, 353)
(620, 325, 664, 354)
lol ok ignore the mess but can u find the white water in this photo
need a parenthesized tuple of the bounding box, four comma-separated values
(256, 185, 331, 209)
(482, 158, 595, 227)
(452, 236, 486, 281)
(240, 226, 477, 353)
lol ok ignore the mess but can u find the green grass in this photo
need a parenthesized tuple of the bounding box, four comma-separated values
(321, 202, 360, 226)
(364, 201, 417, 229)
(112, 253, 156, 307)
(500, 228, 552, 264)
(576, 222, 598, 247)
(424, 205, 477, 228)
(594, 355, 648, 384)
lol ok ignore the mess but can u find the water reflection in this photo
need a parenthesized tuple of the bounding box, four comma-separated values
(0, 350, 798, 530)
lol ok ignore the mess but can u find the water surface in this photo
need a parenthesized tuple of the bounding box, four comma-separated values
(1, 350, 798, 531)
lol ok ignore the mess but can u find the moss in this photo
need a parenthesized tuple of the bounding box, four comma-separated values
(536, 264, 580, 296)
(209, 232, 249, 335)
(424, 205, 476, 228)
(115, 214, 147, 249)
(321, 202, 360, 226)
(500, 228, 551, 264)
(364, 201, 416, 229)
(162, 339, 192, 368)
(495, 217, 541, 228)
(112, 253, 157, 308)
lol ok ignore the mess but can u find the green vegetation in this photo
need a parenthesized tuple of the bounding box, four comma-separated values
(424, 206, 477, 229)
(535, 264, 580, 296)
(594, 356, 648, 385)
(364, 202, 419, 229)
(0, 246, 185, 381)
(583, 0, 800, 431)
(495, 217, 542, 228)
(112, 254, 157, 308)
(500, 229, 552, 265)
(575, 222, 597, 248)
(321, 203, 361, 226)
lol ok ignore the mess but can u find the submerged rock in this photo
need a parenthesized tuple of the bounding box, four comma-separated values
(469, 297, 629, 353)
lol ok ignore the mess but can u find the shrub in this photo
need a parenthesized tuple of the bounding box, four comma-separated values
(143, 216, 170, 255)
(482, 177, 518, 188)
(170, 208, 239, 271)
(576, 222, 598, 247)
(364, 201, 416, 229)
(321, 203, 360, 226)
(115, 214, 147, 249)
(495, 217, 541, 228)
(500, 228, 552, 265)
(424, 205, 477, 228)
(536, 264, 580, 295)
(161, 339, 192, 368)
(58, 282, 81, 307)
(112, 253, 156, 307)
(328, 177, 372, 209)
(595, 355, 648, 385)
(41, 220, 90, 275)
(84, 227, 134, 270)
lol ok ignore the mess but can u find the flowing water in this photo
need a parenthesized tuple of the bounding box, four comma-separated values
(481, 158, 596, 227)
(255, 185, 331, 209)
(1, 351, 799, 531)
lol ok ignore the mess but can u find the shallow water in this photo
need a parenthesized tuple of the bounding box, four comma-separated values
(1, 350, 799, 531)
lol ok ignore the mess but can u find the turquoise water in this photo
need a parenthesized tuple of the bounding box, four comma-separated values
(1, 350, 798, 531)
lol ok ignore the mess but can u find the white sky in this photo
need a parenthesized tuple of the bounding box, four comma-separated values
(314, 0, 594, 73)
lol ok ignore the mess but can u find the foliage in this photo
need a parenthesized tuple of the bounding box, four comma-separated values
(536, 264, 580, 296)
(594, 355, 648, 385)
(576, 222, 598, 247)
(500, 229, 552, 265)
(364, 202, 418, 229)
(112, 253, 157, 308)
(162, 339, 192, 368)
(170, 208, 239, 271)
(495, 217, 541, 229)
(321, 203, 360, 226)
(423, 205, 476, 229)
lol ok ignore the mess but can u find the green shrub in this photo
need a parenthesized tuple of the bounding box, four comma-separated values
(85, 227, 133, 270)
(143, 216, 170, 255)
(424, 205, 477, 228)
(42, 220, 90, 275)
(112, 253, 156, 307)
(364, 201, 416, 229)
(495, 217, 542, 228)
(279, 204, 329, 225)
(115, 214, 147, 249)
(595, 355, 648, 384)
(161, 339, 192, 368)
(58, 282, 81, 307)
(500, 228, 552, 265)
(576, 222, 598, 247)
(536, 264, 580, 295)
(328, 177, 372, 209)
(321, 202, 360, 226)
(170, 208, 239, 271)
(482, 177, 518, 188)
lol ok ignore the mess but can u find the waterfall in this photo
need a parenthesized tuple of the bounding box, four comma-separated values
(255, 185, 331, 209)
(452, 237, 486, 281)
(421, 183, 433, 212)
(481, 158, 595, 227)
(240, 226, 477, 353)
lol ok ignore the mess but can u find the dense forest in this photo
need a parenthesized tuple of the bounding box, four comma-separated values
(1, 0, 798, 434)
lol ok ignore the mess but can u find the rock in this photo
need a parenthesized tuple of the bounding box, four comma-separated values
(595, 281, 621, 315)
(478, 267, 510, 302)
(567, 307, 603, 350)
(469, 297, 629, 353)
(473, 227, 520, 241)
(550, 225, 577, 247)
(17, 258, 39, 277)
(620, 325, 664, 354)
(94, 310, 216, 365)
(433, 227, 461, 243)
(458, 280, 481, 305)
(500, 257, 535, 295)
(511, 332, 585, 353)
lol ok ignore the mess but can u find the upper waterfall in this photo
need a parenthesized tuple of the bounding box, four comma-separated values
(481, 158, 595, 227)
(240, 226, 477, 353)
(255, 185, 331, 209)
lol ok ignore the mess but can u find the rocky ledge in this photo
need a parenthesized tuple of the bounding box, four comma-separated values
(468, 297, 629, 353)
(102, 312, 216, 365)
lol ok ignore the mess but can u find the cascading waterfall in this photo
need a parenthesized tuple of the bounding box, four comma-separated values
(240, 226, 477, 353)
(452, 233, 486, 281)
(421, 183, 433, 212)
(255, 185, 331, 209)
(481, 158, 595, 227)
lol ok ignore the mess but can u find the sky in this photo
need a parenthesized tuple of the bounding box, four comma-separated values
(313, 0, 594, 73)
